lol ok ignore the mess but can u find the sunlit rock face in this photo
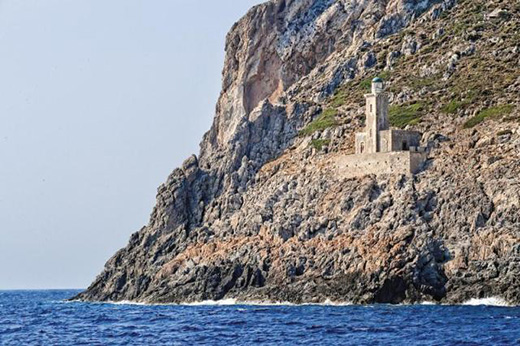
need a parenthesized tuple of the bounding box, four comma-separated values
(76, 0, 520, 305)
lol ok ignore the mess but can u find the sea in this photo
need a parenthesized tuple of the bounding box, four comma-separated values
(1, 290, 519, 345)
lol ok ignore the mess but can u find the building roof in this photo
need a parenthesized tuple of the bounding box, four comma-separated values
(372, 77, 383, 83)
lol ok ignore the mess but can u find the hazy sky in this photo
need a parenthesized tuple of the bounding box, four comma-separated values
(0, 0, 263, 290)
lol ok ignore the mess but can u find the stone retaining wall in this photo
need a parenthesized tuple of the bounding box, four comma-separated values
(336, 151, 427, 179)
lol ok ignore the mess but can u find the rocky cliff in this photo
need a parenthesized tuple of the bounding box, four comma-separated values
(75, 0, 520, 305)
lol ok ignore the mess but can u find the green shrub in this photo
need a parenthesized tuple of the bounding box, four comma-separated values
(330, 88, 347, 108)
(444, 90, 477, 114)
(379, 70, 392, 81)
(310, 139, 331, 151)
(463, 104, 515, 129)
(360, 78, 373, 91)
(420, 45, 434, 54)
(389, 102, 425, 128)
(452, 21, 469, 36)
(299, 109, 338, 136)
(442, 100, 464, 114)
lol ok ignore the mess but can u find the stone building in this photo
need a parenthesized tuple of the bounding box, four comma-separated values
(336, 78, 428, 179)
(355, 77, 422, 154)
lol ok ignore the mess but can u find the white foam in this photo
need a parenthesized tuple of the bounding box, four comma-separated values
(65, 299, 151, 306)
(182, 299, 352, 306)
(72, 298, 353, 307)
(107, 300, 149, 306)
(69, 297, 515, 307)
(184, 298, 238, 306)
(462, 297, 510, 307)
(419, 301, 437, 305)
(321, 299, 353, 306)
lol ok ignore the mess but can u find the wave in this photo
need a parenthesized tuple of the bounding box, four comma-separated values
(413, 298, 513, 307)
(105, 300, 149, 306)
(184, 298, 352, 306)
(64, 299, 150, 306)
(462, 297, 510, 307)
(67, 297, 515, 307)
(419, 301, 437, 305)
(66, 298, 353, 307)
(184, 299, 238, 306)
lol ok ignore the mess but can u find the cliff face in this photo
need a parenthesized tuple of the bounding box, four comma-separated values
(76, 0, 520, 304)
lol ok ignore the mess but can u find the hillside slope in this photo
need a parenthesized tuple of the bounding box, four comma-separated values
(75, 0, 520, 304)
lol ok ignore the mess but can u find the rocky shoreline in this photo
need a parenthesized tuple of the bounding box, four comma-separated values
(75, 0, 520, 305)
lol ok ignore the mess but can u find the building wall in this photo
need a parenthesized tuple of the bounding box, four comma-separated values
(376, 94, 389, 131)
(389, 130, 422, 151)
(379, 130, 391, 152)
(364, 93, 389, 153)
(365, 95, 377, 153)
(335, 151, 427, 179)
(409, 151, 428, 173)
(355, 133, 367, 154)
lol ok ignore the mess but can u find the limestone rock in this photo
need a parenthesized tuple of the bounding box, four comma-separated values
(74, 0, 520, 305)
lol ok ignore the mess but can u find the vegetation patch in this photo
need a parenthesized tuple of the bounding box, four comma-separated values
(452, 21, 469, 36)
(408, 76, 439, 90)
(463, 104, 515, 129)
(445, 89, 477, 115)
(359, 78, 373, 91)
(442, 100, 464, 114)
(299, 109, 338, 136)
(310, 139, 331, 151)
(442, 96, 474, 114)
(389, 102, 425, 128)
(330, 87, 348, 108)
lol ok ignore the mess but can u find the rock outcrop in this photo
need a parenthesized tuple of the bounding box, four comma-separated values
(75, 0, 520, 305)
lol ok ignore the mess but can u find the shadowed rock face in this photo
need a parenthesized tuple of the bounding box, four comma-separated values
(75, 0, 520, 305)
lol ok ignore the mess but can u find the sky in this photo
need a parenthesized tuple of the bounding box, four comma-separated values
(0, 0, 263, 290)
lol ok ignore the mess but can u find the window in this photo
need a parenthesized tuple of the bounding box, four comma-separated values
(402, 141, 409, 151)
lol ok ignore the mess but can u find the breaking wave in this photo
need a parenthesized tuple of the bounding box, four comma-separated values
(463, 297, 510, 307)
(69, 297, 515, 307)
(172, 298, 352, 306)
(83, 298, 353, 307)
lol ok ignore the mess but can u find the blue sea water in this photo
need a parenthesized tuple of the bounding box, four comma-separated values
(1, 290, 520, 345)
